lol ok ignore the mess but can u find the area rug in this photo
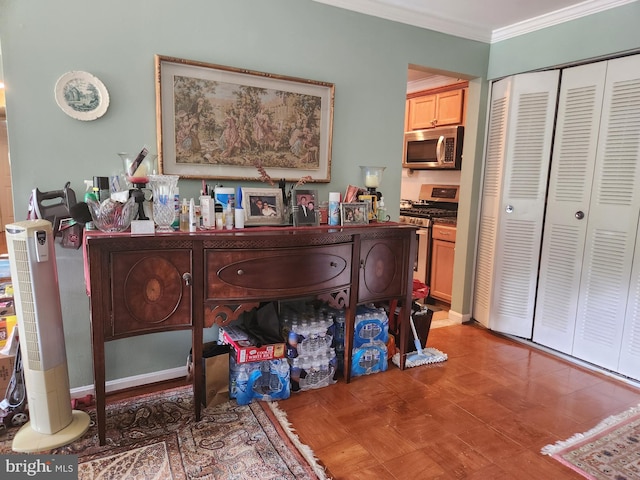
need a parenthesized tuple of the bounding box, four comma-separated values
(541, 403, 640, 479)
(0, 386, 330, 479)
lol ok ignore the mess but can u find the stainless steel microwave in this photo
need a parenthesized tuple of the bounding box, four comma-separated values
(403, 125, 464, 170)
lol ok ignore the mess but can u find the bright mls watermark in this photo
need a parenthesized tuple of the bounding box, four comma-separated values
(0, 455, 78, 479)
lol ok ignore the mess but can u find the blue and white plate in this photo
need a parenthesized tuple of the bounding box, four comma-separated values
(54, 71, 109, 121)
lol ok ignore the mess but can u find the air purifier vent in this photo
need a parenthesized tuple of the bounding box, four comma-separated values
(11, 238, 41, 370)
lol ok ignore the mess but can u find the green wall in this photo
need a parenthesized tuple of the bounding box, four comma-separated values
(2, 0, 636, 389)
(0, 0, 489, 388)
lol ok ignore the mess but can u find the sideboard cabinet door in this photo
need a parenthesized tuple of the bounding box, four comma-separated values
(358, 236, 409, 303)
(110, 250, 193, 337)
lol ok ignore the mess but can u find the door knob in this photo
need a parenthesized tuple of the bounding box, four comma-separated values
(575, 211, 585, 220)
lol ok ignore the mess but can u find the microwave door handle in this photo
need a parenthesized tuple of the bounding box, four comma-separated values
(436, 135, 445, 162)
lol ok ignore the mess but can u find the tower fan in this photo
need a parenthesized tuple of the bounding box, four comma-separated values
(5, 219, 90, 452)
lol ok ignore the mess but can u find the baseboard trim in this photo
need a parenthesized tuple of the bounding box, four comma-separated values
(448, 309, 470, 324)
(70, 366, 187, 398)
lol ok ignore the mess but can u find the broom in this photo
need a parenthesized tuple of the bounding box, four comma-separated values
(403, 310, 447, 368)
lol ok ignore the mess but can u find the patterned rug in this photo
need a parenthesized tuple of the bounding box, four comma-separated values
(542, 403, 640, 479)
(0, 386, 330, 479)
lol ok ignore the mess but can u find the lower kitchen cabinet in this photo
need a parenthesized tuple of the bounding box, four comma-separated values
(430, 224, 456, 303)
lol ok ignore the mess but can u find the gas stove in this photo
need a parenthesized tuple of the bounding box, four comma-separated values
(399, 184, 459, 228)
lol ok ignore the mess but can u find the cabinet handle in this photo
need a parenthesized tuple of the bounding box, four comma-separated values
(182, 272, 192, 286)
(237, 269, 244, 276)
(330, 261, 337, 267)
(575, 211, 585, 220)
(505, 205, 514, 213)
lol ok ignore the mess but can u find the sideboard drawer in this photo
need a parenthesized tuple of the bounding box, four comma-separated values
(206, 244, 352, 300)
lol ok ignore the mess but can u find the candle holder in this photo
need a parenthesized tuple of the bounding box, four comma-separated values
(360, 166, 385, 197)
(118, 152, 157, 221)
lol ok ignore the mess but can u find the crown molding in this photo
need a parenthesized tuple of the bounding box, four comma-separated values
(314, 0, 636, 43)
(491, 0, 638, 42)
(407, 76, 462, 93)
(313, 0, 491, 42)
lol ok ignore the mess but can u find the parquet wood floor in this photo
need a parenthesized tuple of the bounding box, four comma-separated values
(109, 322, 639, 479)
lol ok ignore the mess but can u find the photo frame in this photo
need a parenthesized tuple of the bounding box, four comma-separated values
(293, 189, 319, 227)
(340, 202, 369, 226)
(241, 188, 284, 226)
(344, 184, 365, 204)
(155, 55, 335, 182)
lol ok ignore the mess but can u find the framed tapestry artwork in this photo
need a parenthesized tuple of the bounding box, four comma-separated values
(292, 189, 319, 227)
(241, 187, 284, 226)
(340, 202, 369, 225)
(155, 55, 335, 182)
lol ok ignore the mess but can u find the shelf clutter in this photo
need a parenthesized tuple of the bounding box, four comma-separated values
(197, 299, 394, 406)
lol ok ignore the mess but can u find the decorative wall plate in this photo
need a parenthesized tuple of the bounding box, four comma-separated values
(54, 71, 109, 121)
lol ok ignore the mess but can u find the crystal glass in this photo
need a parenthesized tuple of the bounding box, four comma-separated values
(86, 196, 137, 233)
(119, 152, 158, 188)
(149, 174, 179, 232)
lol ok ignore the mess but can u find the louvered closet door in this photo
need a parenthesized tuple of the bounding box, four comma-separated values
(473, 71, 559, 336)
(573, 55, 640, 371)
(473, 77, 509, 328)
(532, 62, 607, 353)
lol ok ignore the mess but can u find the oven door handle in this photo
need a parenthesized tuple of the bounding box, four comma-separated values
(436, 135, 445, 163)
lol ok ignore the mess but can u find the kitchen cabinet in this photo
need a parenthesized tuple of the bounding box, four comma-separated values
(406, 85, 466, 131)
(430, 224, 456, 303)
(85, 224, 417, 445)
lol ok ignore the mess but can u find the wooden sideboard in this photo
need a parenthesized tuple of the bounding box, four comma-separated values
(85, 223, 417, 445)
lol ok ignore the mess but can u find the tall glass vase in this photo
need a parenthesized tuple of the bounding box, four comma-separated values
(148, 174, 179, 232)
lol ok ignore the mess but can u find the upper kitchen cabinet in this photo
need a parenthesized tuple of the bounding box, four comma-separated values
(406, 82, 467, 131)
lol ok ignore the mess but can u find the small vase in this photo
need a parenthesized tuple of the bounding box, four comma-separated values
(148, 174, 179, 232)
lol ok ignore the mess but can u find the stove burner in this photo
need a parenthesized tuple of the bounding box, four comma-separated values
(400, 207, 457, 219)
(400, 201, 458, 220)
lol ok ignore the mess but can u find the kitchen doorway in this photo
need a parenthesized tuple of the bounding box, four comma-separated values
(0, 105, 12, 255)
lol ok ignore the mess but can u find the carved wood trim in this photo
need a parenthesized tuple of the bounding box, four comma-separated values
(204, 302, 260, 328)
(316, 289, 350, 309)
(203, 234, 353, 249)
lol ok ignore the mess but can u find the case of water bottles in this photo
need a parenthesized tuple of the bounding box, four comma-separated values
(229, 356, 291, 405)
(352, 305, 389, 376)
(280, 302, 341, 392)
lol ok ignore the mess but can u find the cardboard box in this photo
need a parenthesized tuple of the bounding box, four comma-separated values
(0, 353, 16, 395)
(221, 326, 285, 364)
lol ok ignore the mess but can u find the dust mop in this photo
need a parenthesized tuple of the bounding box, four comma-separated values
(392, 310, 447, 368)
